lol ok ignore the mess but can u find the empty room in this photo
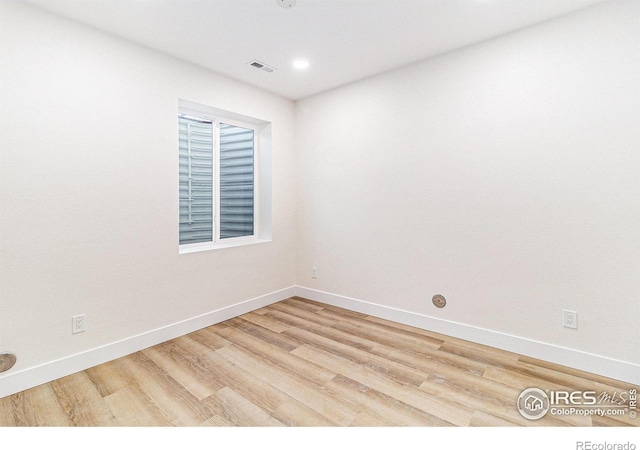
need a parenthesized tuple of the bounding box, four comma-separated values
(0, 0, 638, 440)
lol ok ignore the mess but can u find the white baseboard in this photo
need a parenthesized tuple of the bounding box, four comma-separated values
(295, 286, 640, 386)
(2, 284, 636, 399)
(0, 286, 296, 398)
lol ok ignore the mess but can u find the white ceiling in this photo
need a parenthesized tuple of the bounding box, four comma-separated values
(26, 0, 606, 100)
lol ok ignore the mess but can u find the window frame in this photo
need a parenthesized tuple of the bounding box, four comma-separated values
(178, 99, 271, 254)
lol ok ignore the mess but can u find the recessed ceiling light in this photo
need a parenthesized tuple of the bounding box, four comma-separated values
(293, 60, 310, 70)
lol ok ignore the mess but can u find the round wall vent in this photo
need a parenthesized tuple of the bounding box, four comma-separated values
(0, 353, 16, 373)
(432, 294, 447, 308)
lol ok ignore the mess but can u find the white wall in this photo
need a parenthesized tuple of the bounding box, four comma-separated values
(296, 0, 639, 376)
(0, 1, 297, 395)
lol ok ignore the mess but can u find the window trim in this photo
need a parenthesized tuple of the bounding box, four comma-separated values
(178, 99, 272, 254)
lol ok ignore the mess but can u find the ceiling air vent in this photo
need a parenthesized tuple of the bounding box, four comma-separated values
(249, 60, 276, 73)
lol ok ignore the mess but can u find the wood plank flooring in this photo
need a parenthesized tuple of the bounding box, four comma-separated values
(1, 297, 638, 427)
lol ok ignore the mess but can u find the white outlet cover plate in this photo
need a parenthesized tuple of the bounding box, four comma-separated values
(563, 310, 577, 329)
(72, 315, 86, 334)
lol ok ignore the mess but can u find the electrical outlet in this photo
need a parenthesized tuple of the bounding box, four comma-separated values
(72, 314, 86, 334)
(311, 267, 318, 279)
(563, 310, 577, 329)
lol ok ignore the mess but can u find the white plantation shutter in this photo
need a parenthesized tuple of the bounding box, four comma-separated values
(179, 115, 213, 245)
(219, 123, 254, 239)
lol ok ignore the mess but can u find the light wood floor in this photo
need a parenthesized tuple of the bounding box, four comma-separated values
(1, 297, 637, 427)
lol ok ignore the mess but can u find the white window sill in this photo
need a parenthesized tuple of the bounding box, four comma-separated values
(179, 237, 271, 254)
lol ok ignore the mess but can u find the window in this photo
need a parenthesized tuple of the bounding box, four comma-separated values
(178, 100, 272, 253)
(179, 115, 214, 245)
